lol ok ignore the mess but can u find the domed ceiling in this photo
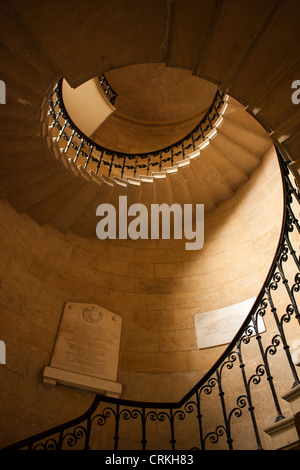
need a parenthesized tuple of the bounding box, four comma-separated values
(92, 63, 218, 153)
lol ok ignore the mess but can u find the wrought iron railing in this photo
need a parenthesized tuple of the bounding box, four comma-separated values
(48, 78, 226, 180)
(2, 148, 300, 450)
(98, 74, 118, 105)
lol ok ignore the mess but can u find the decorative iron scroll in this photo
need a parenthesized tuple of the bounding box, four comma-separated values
(3, 148, 300, 450)
(47, 77, 226, 179)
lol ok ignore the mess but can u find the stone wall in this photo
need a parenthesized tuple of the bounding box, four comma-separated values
(0, 146, 285, 447)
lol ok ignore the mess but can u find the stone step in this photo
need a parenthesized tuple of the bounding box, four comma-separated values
(152, 174, 170, 206)
(264, 415, 300, 450)
(188, 150, 233, 207)
(264, 383, 300, 450)
(195, 146, 235, 199)
(165, 167, 190, 207)
(212, 132, 262, 175)
(206, 141, 249, 191)
(282, 383, 300, 416)
(225, 100, 268, 138)
(218, 117, 271, 158)
(176, 162, 215, 211)
(125, 178, 142, 208)
(139, 178, 155, 208)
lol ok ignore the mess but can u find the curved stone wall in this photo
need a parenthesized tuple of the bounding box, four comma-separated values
(0, 146, 283, 446)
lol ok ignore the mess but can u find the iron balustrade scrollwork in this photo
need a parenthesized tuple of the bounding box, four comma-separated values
(47, 77, 226, 180)
(2, 147, 300, 451)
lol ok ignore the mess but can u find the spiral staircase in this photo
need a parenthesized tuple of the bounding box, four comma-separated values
(1, 74, 272, 239)
(0, 0, 300, 451)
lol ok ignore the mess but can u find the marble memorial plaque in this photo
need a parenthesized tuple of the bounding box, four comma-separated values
(194, 297, 265, 349)
(43, 302, 122, 396)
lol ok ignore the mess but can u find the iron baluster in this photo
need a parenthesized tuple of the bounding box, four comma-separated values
(84, 144, 94, 170)
(218, 355, 249, 450)
(141, 407, 147, 451)
(159, 153, 162, 172)
(283, 163, 300, 205)
(283, 233, 300, 272)
(251, 312, 285, 422)
(121, 155, 126, 179)
(49, 95, 59, 114)
(191, 133, 195, 152)
(216, 368, 233, 450)
(181, 141, 185, 159)
(133, 157, 137, 178)
(198, 377, 219, 449)
(207, 111, 213, 130)
(108, 153, 115, 178)
(57, 119, 68, 142)
(84, 416, 92, 450)
(195, 391, 205, 450)
(212, 101, 219, 120)
(64, 128, 75, 154)
(287, 203, 300, 234)
(235, 342, 263, 450)
(74, 137, 84, 163)
(185, 391, 204, 450)
(113, 403, 120, 451)
(50, 108, 62, 129)
(57, 429, 64, 450)
(96, 150, 104, 175)
(264, 286, 300, 388)
(275, 256, 300, 326)
(169, 408, 176, 451)
(147, 155, 150, 176)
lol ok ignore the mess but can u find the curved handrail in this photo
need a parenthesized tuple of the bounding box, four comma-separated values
(3, 146, 300, 450)
(48, 77, 226, 179)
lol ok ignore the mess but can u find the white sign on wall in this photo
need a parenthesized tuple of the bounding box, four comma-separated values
(43, 302, 122, 397)
(194, 297, 265, 350)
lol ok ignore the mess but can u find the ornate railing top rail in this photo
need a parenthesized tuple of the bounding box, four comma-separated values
(48, 77, 226, 179)
(3, 147, 300, 450)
